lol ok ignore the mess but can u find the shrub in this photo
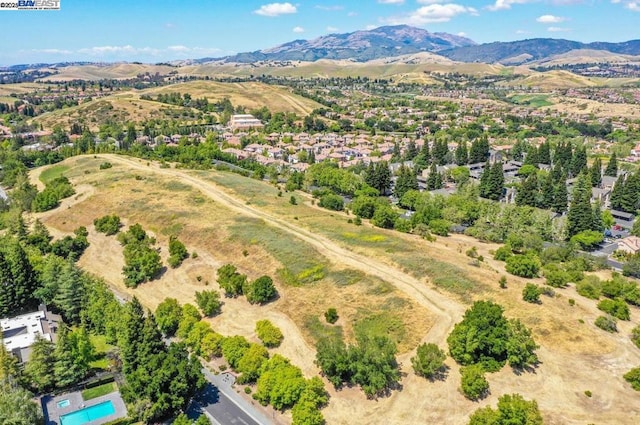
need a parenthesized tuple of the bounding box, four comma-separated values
(168, 236, 188, 268)
(499, 276, 507, 289)
(597, 298, 630, 321)
(318, 193, 344, 211)
(245, 275, 277, 304)
(324, 308, 339, 324)
(506, 254, 541, 278)
(543, 263, 570, 288)
(494, 244, 513, 261)
(217, 264, 247, 297)
(99, 162, 112, 170)
(570, 230, 604, 251)
(411, 343, 446, 379)
(584, 390, 592, 397)
(255, 320, 284, 348)
(195, 290, 222, 317)
(632, 325, 640, 349)
(522, 284, 542, 304)
(624, 367, 640, 391)
(93, 214, 121, 236)
(594, 315, 618, 333)
(122, 242, 162, 287)
(393, 218, 412, 233)
(576, 275, 602, 299)
(429, 219, 450, 237)
(468, 393, 543, 425)
(289, 195, 297, 205)
(372, 204, 397, 229)
(460, 365, 489, 400)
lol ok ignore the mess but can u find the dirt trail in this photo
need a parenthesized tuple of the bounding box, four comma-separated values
(102, 154, 465, 345)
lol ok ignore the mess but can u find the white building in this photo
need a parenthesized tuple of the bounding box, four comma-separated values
(1, 305, 61, 363)
(229, 114, 264, 131)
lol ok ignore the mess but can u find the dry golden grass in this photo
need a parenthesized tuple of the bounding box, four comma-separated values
(38, 64, 177, 81)
(32, 155, 640, 425)
(139, 80, 321, 115)
(0, 83, 43, 96)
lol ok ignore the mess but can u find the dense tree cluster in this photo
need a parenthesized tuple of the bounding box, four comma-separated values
(468, 393, 543, 425)
(32, 176, 75, 212)
(256, 320, 284, 348)
(216, 264, 278, 304)
(118, 224, 162, 287)
(93, 214, 122, 235)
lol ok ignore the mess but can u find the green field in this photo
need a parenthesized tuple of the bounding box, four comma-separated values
(88, 334, 115, 371)
(509, 94, 553, 108)
(82, 382, 116, 400)
(39, 164, 70, 185)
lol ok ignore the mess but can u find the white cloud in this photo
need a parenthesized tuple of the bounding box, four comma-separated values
(378, 0, 405, 4)
(457, 31, 467, 37)
(417, 0, 446, 3)
(315, 5, 344, 10)
(486, 0, 534, 11)
(536, 14, 566, 23)
(385, 3, 478, 25)
(326, 26, 339, 32)
(254, 2, 297, 17)
(31, 48, 73, 54)
(293, 26, 305, 33)
(612, 0, 640, 9)
(547, 26, 571, 32)
(366, 24, 378, 30)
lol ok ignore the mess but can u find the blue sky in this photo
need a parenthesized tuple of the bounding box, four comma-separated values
(0, 0, 638, 66)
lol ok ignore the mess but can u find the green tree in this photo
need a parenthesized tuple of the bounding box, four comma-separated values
(610, 174, 625, 211)
(245, 275, 277, 304)
(155, 298, 183, 337)
(411, 343, 446, 379)
(468, 393, 543, 425)
(394, 165, 419, 199)
(455, 141, 469, 165)
(54, 326, 86, 388)
(460, 365, 489, 400)
(590, 157, 602, 187)
(486, 161, 504, 201)
(604, 152, 618, 177)
(236, 343, 269, 384)
(53, 260, 86, 324)
(372, 204, 398, 229)
(93, 214, 121, 235)
(515, 174, 538, 208)
(506, 255, 541, 279)
(567, 172, 594, 237)
(122, 242, 162, 287)
(0, 237, 39, 317)
(24, 334, 55, 393)
(522, 283, 542, 304)
(0, 379, 44, 425)
(255, 354, 308, 410)
(571, 146, 587, 176)
(318, 193, 344, 211)
(597, 298, 630, 320)
(324, 308, 339, 324)
(256, 320, 284, 348)
(426, 162, 443, 191)
(221, 336, 251, 369)
(552, 180, 568, 214)
(168, 235, 189, 268)
(506, 319, 539, 369)
(447, 301, 509, 372)
(195, 290, 222, 316)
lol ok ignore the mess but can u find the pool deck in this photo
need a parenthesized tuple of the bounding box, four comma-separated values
(41, 390, 127, 425)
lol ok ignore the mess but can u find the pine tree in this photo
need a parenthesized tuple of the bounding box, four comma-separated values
(538, 142, 551, 165)
(53, 261, 86, 324)
(404, 139, 418, 161)
(567, 172, 594, 237)
(0, 237, 39, 316)
(426, 163, 443, 190)
(54, 326, 85, 388)
(621, 172, 640, 213)
(550, 163, 563, 182)
(455, 141, 468, 165)
(24, 334, 55, 392)
(592, 203, 604, 233)
(552, 180, 568, 214)
(433, 139, 449, 165)
(120, 297, 146, 376)
(610, 174, 625, 211)
(394, 165, 419, 199)
(604, 152, 618, 177)
(486, 161, 505, 201)
(479, 161, 491, 199)
(524, 145, 539, 166)
(590, 157, 602, 187)
(469, 138, 489, 164)
(571, 146, 587, 177)
(539, 173, 555, 209)
(391, 142, 401, 162)
(516, 174, 538, 207)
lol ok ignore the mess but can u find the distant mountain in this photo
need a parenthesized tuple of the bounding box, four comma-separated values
(441, 38, 640, 64)
(208, 25, 476, 64)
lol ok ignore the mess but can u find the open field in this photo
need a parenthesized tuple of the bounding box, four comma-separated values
(138, 80, 322, 115)
(38, 63, 177, 81)
(31, 155, 640, 425)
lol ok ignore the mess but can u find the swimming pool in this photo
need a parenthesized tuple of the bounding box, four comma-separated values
(57, 399, 70, 408)
(59, 400, 116, 425)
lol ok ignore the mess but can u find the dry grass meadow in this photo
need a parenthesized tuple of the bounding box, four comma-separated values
(30, 155, 640, 425)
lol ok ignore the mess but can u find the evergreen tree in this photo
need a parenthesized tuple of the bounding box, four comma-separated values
(469, 138, 489, 164)
(394, 165, 419, 199)
(538, 142, 551, 165)
(539, 173, 555, 210)
(486, 161, 505, 201)
(567, 172, 594, 237)
(605, 152, 618, 177)
(479, 161, 491, 199)
(455, 141, 468, 165)
(433, 139, 449, 165)
(610, 174, 625, 211)
(516, 174, 538, 208)
(523, 145, 539, 166)
(592, 203, 604, 233)
(511, 139, 526, 161)
(552, 179, 568, 214)
(571, 146, 587, 176)
(120, 297, 146, 376)
(426, 163, 443, 191)
(404, 139, 418, 161)
(554, 141, 573, 171)
(54, 326, 85, 388)
(0, 237, 39, 317)
(365, 161, 392, 195)
(550, 163, 563, 182)
(24, 335, 55, 392)
(391, 142, 401, 162)
(53, 260, 86, 324)
(620, 172, 640, 213)
(590, 157, 602, 187)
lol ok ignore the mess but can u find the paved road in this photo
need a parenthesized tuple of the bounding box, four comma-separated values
(187, 369, 273, 425)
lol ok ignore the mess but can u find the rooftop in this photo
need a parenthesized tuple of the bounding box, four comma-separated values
(1, 305, 61, 362)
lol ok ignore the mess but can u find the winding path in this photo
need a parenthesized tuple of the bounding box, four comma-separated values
(102, 154, 465, 345)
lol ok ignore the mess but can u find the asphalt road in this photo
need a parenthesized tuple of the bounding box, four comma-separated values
(187, 370, 272, 425)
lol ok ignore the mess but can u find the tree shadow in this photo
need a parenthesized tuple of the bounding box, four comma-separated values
(426, 364, 450, 382)
(511, 361, 541, 376)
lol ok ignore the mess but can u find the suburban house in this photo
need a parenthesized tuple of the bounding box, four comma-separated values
(617, 236, 640, 255)
(229, 114, 264, 131)
(0, 305, 61, 363)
